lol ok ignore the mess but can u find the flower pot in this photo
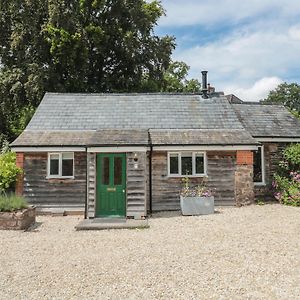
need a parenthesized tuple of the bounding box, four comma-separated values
(0, 206, 36, 230)
(180, 196, 214, 216)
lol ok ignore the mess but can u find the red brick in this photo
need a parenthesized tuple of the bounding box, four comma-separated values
(236, 151, 253, 165)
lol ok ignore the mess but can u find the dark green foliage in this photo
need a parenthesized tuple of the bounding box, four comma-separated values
(0, 193, 28, 212)
(273, 144, 300, 207)
(0, 0, 199, 143)
(262, 82, 300, 117)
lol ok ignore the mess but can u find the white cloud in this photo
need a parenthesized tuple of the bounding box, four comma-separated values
(224, 77, 283, 102)
(159, 0, 300, 27)
(173, 24, 300, 101)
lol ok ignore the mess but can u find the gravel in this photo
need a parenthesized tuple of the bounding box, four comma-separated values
(0, 204, 299, 299)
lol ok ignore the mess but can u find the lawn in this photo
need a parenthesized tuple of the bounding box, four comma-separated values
(0, 204, 299, 299)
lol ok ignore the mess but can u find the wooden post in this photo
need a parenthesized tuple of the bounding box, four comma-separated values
(15, 152, 24, 196)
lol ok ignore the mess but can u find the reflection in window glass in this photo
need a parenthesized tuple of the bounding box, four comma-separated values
(62, 159, 73, 176)
(253, 147, 262, 182)
(114, 157, 122, 185)
(181, 153, 192, 175)
(50, 154, 59, 175)
(170, 154, 179, 174)
(196, 154, 204, 174)
(102, 157, 109, 185)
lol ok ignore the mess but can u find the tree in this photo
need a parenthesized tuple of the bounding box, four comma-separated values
(262, 83, 300, 117)
(162, 61, 201, 93)
(1, 0, 200, 143)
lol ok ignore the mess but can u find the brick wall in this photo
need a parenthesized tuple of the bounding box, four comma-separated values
(237, 150, 253, 165)
(235, 151, 254, 206)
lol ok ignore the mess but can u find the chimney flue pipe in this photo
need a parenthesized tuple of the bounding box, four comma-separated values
(201, 71, 208, 98)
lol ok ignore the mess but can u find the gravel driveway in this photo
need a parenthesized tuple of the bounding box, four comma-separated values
(0, 204, 299, 299)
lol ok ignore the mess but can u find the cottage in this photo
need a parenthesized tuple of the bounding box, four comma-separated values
(11, 92, 300, 218)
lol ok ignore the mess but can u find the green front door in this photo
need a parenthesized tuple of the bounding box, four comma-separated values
(96, 153, 126, 217)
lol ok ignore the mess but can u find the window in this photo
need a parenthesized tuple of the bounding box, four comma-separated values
(48, 152, 74, 178)
(168, 152, 207, 177)
(253, 146, 265, 185)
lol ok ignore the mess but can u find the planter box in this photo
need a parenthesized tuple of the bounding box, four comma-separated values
(0, 206, 36, 230)
(180, 196, 214, 216)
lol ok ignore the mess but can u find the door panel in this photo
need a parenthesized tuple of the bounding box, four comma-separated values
(96, 153, 126, 217)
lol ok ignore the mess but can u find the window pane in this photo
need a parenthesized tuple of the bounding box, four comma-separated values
(196, 154, 205, 174)
(102, 157, 109, 185)
(62, 159, 73, 176)
(62, 153, 73, 160)
(114, 157, 122, 185)
(49, 154, 59, 175)
(170, 154, 179, 174)
(181, 153, 192, 175)
(253, 147, 262, 182)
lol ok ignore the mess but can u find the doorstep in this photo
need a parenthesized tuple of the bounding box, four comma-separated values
(75, 218, 149, 231)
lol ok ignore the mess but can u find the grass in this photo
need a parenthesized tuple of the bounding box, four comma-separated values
(0, 193, 28, 212)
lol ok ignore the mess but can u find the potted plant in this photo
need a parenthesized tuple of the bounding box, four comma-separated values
(0, 193, 36, 230)
(180, 177, 214, 216)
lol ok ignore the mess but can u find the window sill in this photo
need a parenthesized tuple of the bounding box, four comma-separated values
(46, 176, 75, 180)
(168, 174, 208, 178)
(254, 182, 266, 186)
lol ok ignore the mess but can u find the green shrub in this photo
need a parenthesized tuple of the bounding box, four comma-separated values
(0, 151, 22, 193)
(0, 193, 28, 212)
(273, 144, 300, 207)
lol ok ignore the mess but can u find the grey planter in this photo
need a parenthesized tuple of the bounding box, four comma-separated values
(180, 196, 214, 216)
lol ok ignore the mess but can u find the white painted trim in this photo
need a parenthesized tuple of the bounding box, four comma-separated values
(87, 146, 149, 153)
(12, 147, 85, 152)
(257, 138, 300, 142)
(154, 145, 258, 151)
(47, 152, 75, 179)
(253, 145, 266, 185)
(167, 151, 207, 177)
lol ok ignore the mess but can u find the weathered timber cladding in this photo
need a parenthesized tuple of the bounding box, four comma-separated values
(151, 151, 236, 211)
(254, 143, 288, 200)
(87, 153, 96, 218)
(23, 152, 86, 210)
(127, 152, 147, 218)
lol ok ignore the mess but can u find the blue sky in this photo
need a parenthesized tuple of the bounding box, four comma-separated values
(155, 0, 300, 101)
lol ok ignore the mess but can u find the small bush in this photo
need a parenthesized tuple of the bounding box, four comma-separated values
(273, 144, 300, 207)
(0, 194, 28, 212)
(0, 151, 22, 193)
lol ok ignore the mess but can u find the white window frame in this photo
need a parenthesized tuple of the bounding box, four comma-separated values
(167, 152, 207, 177)
(253, 146, 266, 186)
(47, 152, 75, 179)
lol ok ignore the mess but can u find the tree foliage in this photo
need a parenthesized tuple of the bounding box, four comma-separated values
(0, 151, 21, 193)
(262, 82, 300, 117)
(273, 144, 300, 207)
(0, 0, 199, 144)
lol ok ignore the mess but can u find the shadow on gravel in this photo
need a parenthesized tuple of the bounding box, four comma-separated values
(24, 222, 43, 232)
(151, 210, 222, 219)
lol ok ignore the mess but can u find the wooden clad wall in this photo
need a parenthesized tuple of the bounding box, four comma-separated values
(151, 151, 236, 211)
(87, 153, 96, 218)
(126, 152, 147, 218)
(23, 152, 86, 211)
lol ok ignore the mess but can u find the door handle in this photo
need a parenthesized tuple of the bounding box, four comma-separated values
(123, 189, 125, 193)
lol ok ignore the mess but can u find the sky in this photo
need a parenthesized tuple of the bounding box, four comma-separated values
(155, 0, 300, 101)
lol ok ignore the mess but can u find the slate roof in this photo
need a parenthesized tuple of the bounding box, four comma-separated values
(11, 130, 149, 147)
(26, 93, 245, 130)
(13, 92, 299, 147)
(149, 129, 258, 145)
(232, 103, 300, 138)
